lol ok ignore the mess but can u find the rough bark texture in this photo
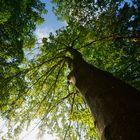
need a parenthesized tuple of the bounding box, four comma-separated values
(67, 47, 140, 140)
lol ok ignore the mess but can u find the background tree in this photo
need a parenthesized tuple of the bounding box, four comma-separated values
(0, 0, 140, 140)
(0, 0, 47, 62)
(0, 0, 47, 115)
(0, 0, 47, 83)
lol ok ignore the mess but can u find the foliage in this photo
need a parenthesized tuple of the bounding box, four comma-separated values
(52, 0, 140, 89)
(0, 0, 140, 140)
(0, 0, 47, 114)
(0, 0, 47, 75)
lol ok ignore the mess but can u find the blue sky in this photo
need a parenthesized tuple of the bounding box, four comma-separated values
(35, 0, 66, 39)
(41, 0, 66, 30)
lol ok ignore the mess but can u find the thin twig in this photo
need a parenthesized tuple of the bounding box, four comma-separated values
(63, 93, 76, 140)
(21, 92, 74, 140)
(3, 60, 63, 116)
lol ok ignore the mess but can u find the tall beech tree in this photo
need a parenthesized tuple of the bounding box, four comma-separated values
(1, 24, 140, 139)
(66, 47, 140, 140)
(0, 0, 140, 140)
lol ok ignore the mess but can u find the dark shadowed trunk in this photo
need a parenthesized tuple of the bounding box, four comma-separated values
(67, 47, 140, 140)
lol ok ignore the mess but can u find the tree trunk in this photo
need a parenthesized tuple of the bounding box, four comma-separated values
(67, 47, 140, 140)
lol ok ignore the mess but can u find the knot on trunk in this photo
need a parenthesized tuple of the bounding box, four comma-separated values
(66, 47, 82, 60)
(65, 47, 83, 85)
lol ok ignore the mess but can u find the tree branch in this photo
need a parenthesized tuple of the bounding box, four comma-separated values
(80, 35, 140, 49)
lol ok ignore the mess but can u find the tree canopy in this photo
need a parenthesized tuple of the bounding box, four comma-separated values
(0, 0, 47, 121)
(0, 0, 140, 140)
(0, 0, 47, 78)
(52, 0, 140, 89)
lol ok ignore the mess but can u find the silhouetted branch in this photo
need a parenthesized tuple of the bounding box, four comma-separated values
(3, 59, 63, 116)
(80, 35, 140, 49)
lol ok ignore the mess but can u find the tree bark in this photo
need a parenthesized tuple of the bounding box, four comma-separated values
(67, 47, 140, 140)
